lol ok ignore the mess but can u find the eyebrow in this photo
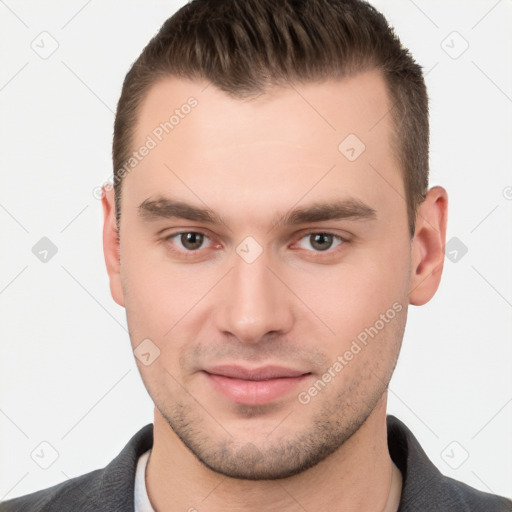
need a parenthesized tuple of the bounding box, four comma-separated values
(137, 196, 376, 227)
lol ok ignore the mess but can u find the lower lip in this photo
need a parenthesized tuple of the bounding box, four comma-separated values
(204, 372, 311, 405)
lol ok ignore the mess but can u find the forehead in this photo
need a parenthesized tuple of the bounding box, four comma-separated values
(134, 70, 393, 149)
(122, 72, 404, 229)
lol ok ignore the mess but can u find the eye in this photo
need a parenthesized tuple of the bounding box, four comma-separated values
(296, 232, 344, 252)
(166, 232, 211, 252)
(162, 231, 345, 257)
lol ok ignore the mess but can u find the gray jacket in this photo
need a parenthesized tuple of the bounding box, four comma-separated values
(1, 415, 511, 511)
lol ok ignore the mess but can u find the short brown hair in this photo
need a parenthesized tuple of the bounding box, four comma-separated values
(112, 0, 429, 236)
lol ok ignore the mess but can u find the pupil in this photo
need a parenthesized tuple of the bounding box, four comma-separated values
(182, 232, 203, 250)
(311, 233, 332, 251)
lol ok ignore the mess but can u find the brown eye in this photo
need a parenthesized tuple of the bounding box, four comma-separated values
(179, 232, 205, 250)
(165, 232, 209, 252)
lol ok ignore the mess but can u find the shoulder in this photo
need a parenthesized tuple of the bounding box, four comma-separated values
(432, 473, 512, 511)
(0, 423, 153, 512)
(0, 469, 104, 512)
(387, 415, 512, 512)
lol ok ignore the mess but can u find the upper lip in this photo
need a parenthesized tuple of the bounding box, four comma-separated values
(204, 365, 310, 381)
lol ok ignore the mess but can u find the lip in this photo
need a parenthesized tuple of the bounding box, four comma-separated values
(203, 365, 311, 405)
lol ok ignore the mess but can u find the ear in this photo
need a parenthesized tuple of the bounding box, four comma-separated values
(101, 185, 125, 307)
(409, 186, 448, 306)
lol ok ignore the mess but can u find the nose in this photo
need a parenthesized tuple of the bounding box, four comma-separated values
(213, 248, 295, 344)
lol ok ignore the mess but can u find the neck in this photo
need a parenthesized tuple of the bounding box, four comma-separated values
(145, 395, 402, 512)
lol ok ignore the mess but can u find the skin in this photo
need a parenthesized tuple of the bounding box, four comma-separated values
(102, 70, 447, 511)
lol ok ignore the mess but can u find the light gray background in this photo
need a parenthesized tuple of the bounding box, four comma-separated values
(1, 0, 511, 502)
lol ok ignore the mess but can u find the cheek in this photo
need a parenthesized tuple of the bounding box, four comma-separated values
(299, 246, 409, 333)
(119, 236, 221, 351)
(119, 237, 179, 340)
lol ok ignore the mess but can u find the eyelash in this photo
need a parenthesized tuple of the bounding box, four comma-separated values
(162, 231, 346, 259)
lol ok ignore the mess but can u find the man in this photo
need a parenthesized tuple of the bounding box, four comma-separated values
(1, 0, 510, 511)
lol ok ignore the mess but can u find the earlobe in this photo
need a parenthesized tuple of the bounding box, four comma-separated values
(101, 185, 125, 307)
(409, 186, 448, 306)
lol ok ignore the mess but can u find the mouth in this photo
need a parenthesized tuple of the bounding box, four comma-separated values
(202, 365, 312, 405)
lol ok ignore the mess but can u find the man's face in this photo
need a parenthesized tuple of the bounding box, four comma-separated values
(115, 71, 413, 479)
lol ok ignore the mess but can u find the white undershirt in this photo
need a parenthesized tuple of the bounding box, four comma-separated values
(134, 449, 156, 512)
